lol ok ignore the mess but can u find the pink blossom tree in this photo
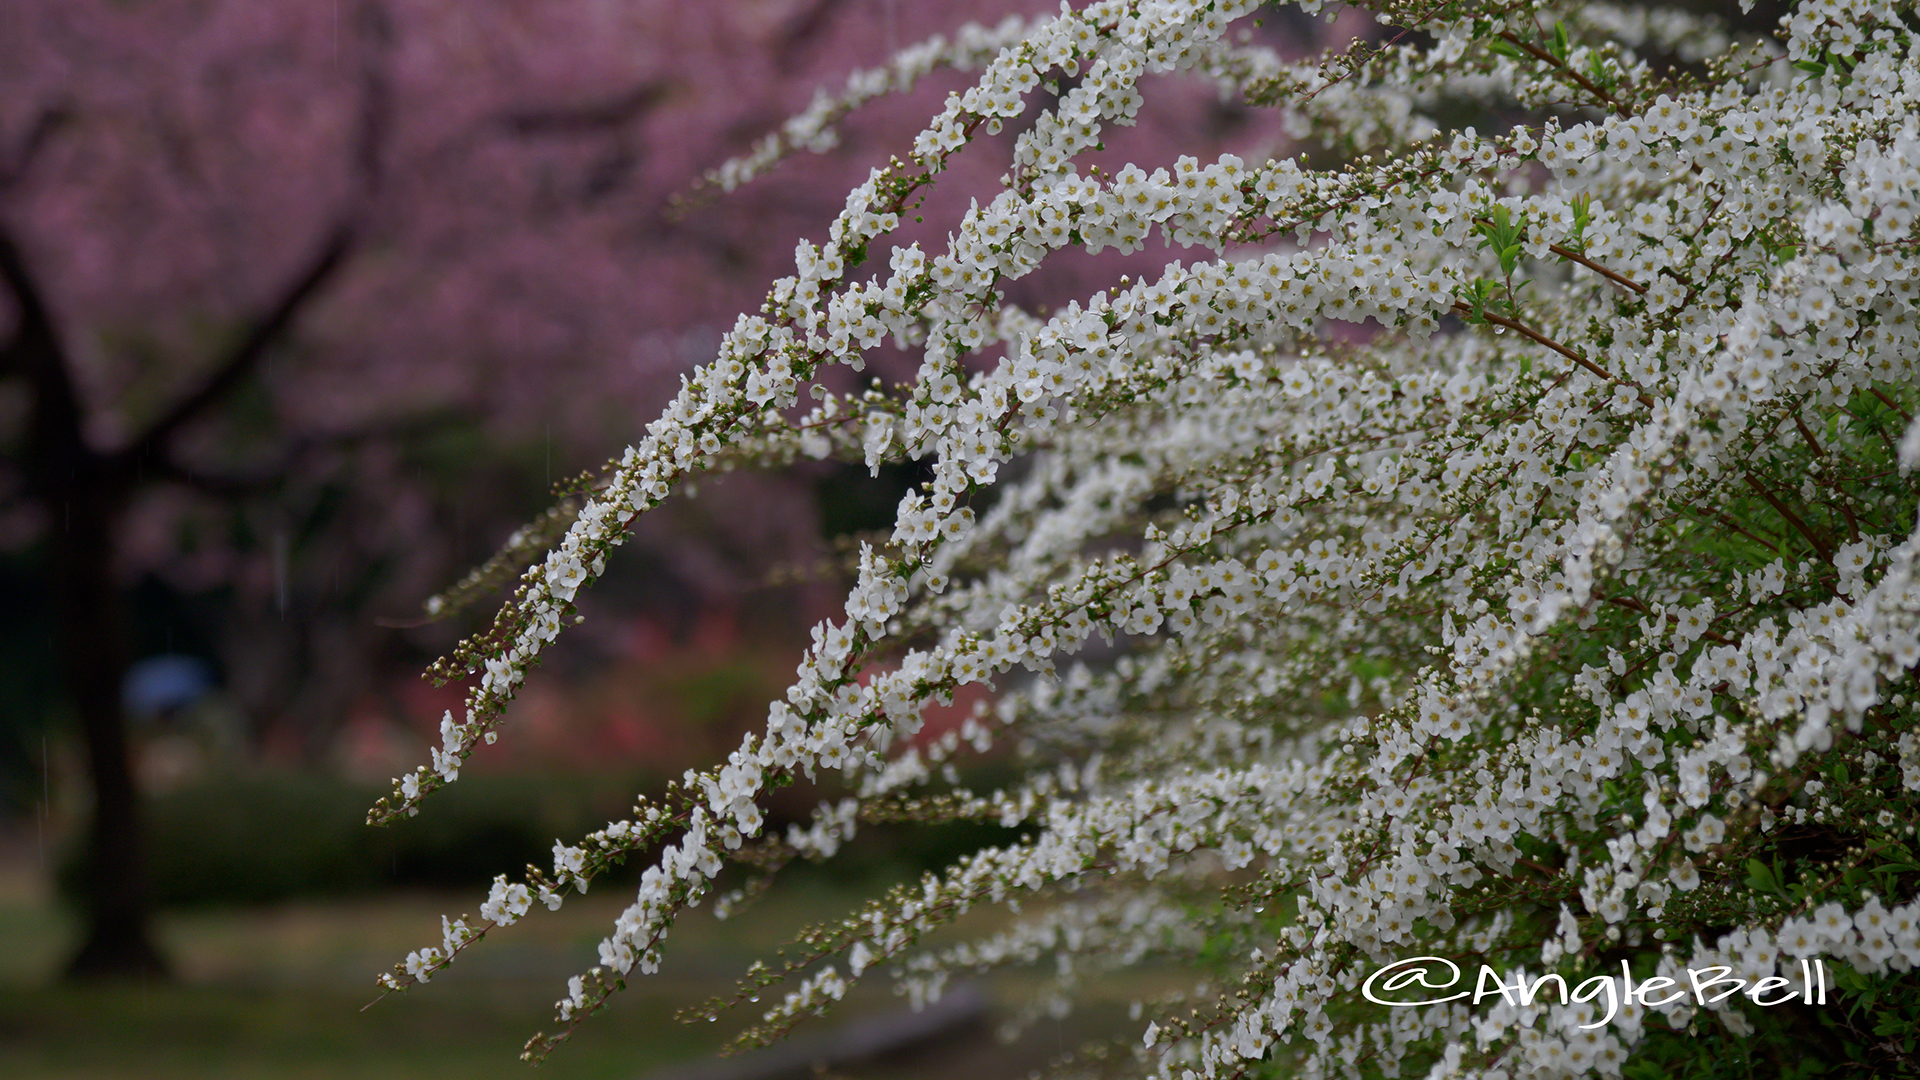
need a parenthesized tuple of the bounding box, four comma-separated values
(5, 0, 1208, 978)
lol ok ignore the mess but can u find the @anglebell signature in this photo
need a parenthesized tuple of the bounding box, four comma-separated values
(1361, 955, 1830, 1029)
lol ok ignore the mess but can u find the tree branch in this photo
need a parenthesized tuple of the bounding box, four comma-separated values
(1869, 386, 1911, 424)
(1793, 413, 1826, 458)
(1743, 472, 1833, 564)
(1475, 218, 1648, 294)
(773, 0, 854, 75)
(152, 406, 468, 500)
(116, 222, 357, 468)
(351, 2, 394, 195)
(0, 221, 95, 482)
(0, 103, 75, 191)
(149, 449, 309, 500)
(497, 82, 671, 137)
(1450, 299, 1653, 406)
(1497, 31, 1634, 119)
(116, 6, 392, 487)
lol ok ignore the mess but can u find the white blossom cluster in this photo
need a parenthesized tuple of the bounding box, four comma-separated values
(371, 0, 1920, 1075)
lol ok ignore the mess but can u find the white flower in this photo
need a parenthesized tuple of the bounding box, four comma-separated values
(374, 1, 1920, 1069)
(1670, 858, 1700, 892)
(1812, 903, 1854, 944)
(547, 556, 588, 602)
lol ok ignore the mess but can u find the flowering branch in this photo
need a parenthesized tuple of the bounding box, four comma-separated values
(367, 1, 1920, 1076)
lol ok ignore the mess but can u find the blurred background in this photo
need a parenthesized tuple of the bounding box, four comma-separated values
(0, 1, 1326, 1076)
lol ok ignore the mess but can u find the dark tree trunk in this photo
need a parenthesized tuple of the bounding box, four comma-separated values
(55, 484, 169, 981)
(4, 174, 357, 982)
(3, 226, 169, 980)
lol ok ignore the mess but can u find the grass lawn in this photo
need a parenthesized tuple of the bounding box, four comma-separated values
(0, 862, 739, 1080)
(0, 853, 1167, 1080)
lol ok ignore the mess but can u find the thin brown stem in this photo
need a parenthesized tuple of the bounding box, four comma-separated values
(1498, 32, 1635, 119)
(1468, 217, 1647, 294)
(1694, 506, 1786, 558)
(1686, 192, 1726, 248)
(1793, 414, 1826, 458)
(1452, 301, 1653, 406)
(1550, 240, 1646, 293)
(1869, 386, 1912, 424)
(1742, 472, 1833, 564)
(1598, 595, 1734, 645)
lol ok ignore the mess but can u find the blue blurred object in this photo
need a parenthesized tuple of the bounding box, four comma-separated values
(123, 654, 215, 719)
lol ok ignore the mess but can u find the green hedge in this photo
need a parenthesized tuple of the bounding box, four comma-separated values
(59, 770, 660, 910)
(58, 764, 1026, 910)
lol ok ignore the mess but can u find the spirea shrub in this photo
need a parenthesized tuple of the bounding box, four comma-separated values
(367, 0, 1920, 1075)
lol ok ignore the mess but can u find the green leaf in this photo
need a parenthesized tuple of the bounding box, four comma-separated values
(1463, 278, 1499, 324)
(1794, 60, 1829, 76)
(1475, 205, 1503, 241)
(1551, 22, 1570, 61)
(1488, 38, 1529, 61)
(1746, 858, 1779, 896)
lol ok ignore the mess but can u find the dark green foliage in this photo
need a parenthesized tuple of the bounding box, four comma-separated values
(57, 770, 658, 909)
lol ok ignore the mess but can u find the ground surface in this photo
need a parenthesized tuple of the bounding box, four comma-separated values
(0, 847, 1158, 1080)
